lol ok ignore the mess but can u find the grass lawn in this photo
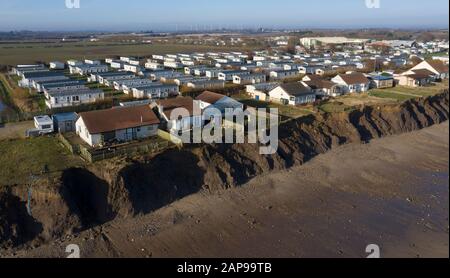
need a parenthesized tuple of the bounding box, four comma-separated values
(318, 101, 353, 113)
(369, 81, 448, 102)
(368, 90, 415, 102)
(0, 136, 84, 186)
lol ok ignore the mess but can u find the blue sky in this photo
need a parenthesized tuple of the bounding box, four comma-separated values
(0, 0, 448, 31)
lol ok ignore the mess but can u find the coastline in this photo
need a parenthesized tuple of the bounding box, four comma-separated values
(8, 121, 449, 258)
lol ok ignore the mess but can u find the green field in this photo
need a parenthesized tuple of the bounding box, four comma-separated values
(0, 42, 252, 65)
(369, 81, 448, 102)
(0, 136, 84, 186)
(318, 101, 353, 113)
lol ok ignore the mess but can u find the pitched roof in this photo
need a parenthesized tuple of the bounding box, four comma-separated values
(157, 96, 195, 117)
(195, 91, 226, 104)
(426, 60, 449, 74)
(305, 79, 338, 90)
(279, 82, 313, 96)
(406, 69, 436, 79)
(79, 105, 160, 134)
(338, 73, 370, 85)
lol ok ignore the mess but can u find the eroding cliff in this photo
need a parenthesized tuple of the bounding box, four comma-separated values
(1, 91, 448, 250)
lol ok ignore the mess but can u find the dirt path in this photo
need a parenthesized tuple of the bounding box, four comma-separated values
(0, 121, 34, 140)
(5, 122, 449, 258)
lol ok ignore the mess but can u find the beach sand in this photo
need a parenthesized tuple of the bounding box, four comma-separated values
(9, 122, 449, 258)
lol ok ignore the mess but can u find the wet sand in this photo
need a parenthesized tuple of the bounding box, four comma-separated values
(8, 122, 449, 258)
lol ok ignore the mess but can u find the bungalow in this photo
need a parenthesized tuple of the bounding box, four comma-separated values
(85, 59, 101, 65)
(96, 72, 135, 85)
(110, 61, 125, 69)
(13, 64, 46, 76)
(194, 67, 209, 76)
(20, 71, 68, 88)
(49, 61, 65, 70)
(76, 105, 160, 147)
(132, 83, 179, 99)
(246, 83, 279, 102)
(123, 64, 143, 74)
(145, 61, 164, 70)
(331, 73, 370, 93)
(301, 76, 341, 97)
(173, 76, 210, 86)
(45, 89, 104, 109)
(186, 79, 225, 90)
(67, 60, 83, 67)
(218, 70, 250, 81)
(205, 69, 222, 79)
(42, 81, 87, 94)
(113, 78, 153, 91)
(70, 64, 109, 75)
(406, 60, 449, 80)
(150, 70, 178, 81)
(233, 73, 267, 85)
(367, 74, 395, 89)
(269, 69, 299, 80)
(154, 96, 202, 133)
(395, 69, 435, 87)
(36, 80, 85, 93)
(269, 83, 315, 105)
(164, 61, 183, 69)
(195, 91, 244, 113)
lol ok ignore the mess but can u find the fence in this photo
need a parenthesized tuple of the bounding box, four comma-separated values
(58, 132, 174, 163)
(79, 138, 171, 163)
(57, 133, 80, 154)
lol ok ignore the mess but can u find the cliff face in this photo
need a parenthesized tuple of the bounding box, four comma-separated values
(195, 92, 449, 190)
(1, 91, 449, 249)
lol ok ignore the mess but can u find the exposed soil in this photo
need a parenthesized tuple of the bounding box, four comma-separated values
(0, 91, 448, 256)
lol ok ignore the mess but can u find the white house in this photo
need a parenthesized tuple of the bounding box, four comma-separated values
(269, 83, 316, 105)
(164, 61, 183, 69)
(155, 96, 202, 133)
(195, 91, 244, 115)
(45, 89, 104, 109)
(187, 79, 225, 90)
(132, 83, 179, 99)
(124, 64, 143, 73)
(232, 73, 267, 85)
(218, 70, 250, 81)
(205, 69, 222, 79)
(70, 64, 109, 75)
(49, 61, 65, 70)
(76, 105, 160, 147)
(406, 60, 449, 80)
(145, 62, 164, 70)
(331, 73, 370, 93)
(269, 69, 299, 80)
(301, 77, 341, 97)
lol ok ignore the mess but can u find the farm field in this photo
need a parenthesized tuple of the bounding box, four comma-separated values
(0, 42, 253, 65)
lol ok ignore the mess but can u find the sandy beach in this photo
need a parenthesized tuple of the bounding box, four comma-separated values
(7, 122, 449, 258)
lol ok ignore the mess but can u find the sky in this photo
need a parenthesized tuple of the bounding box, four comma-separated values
(0, 0, 448, 32)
